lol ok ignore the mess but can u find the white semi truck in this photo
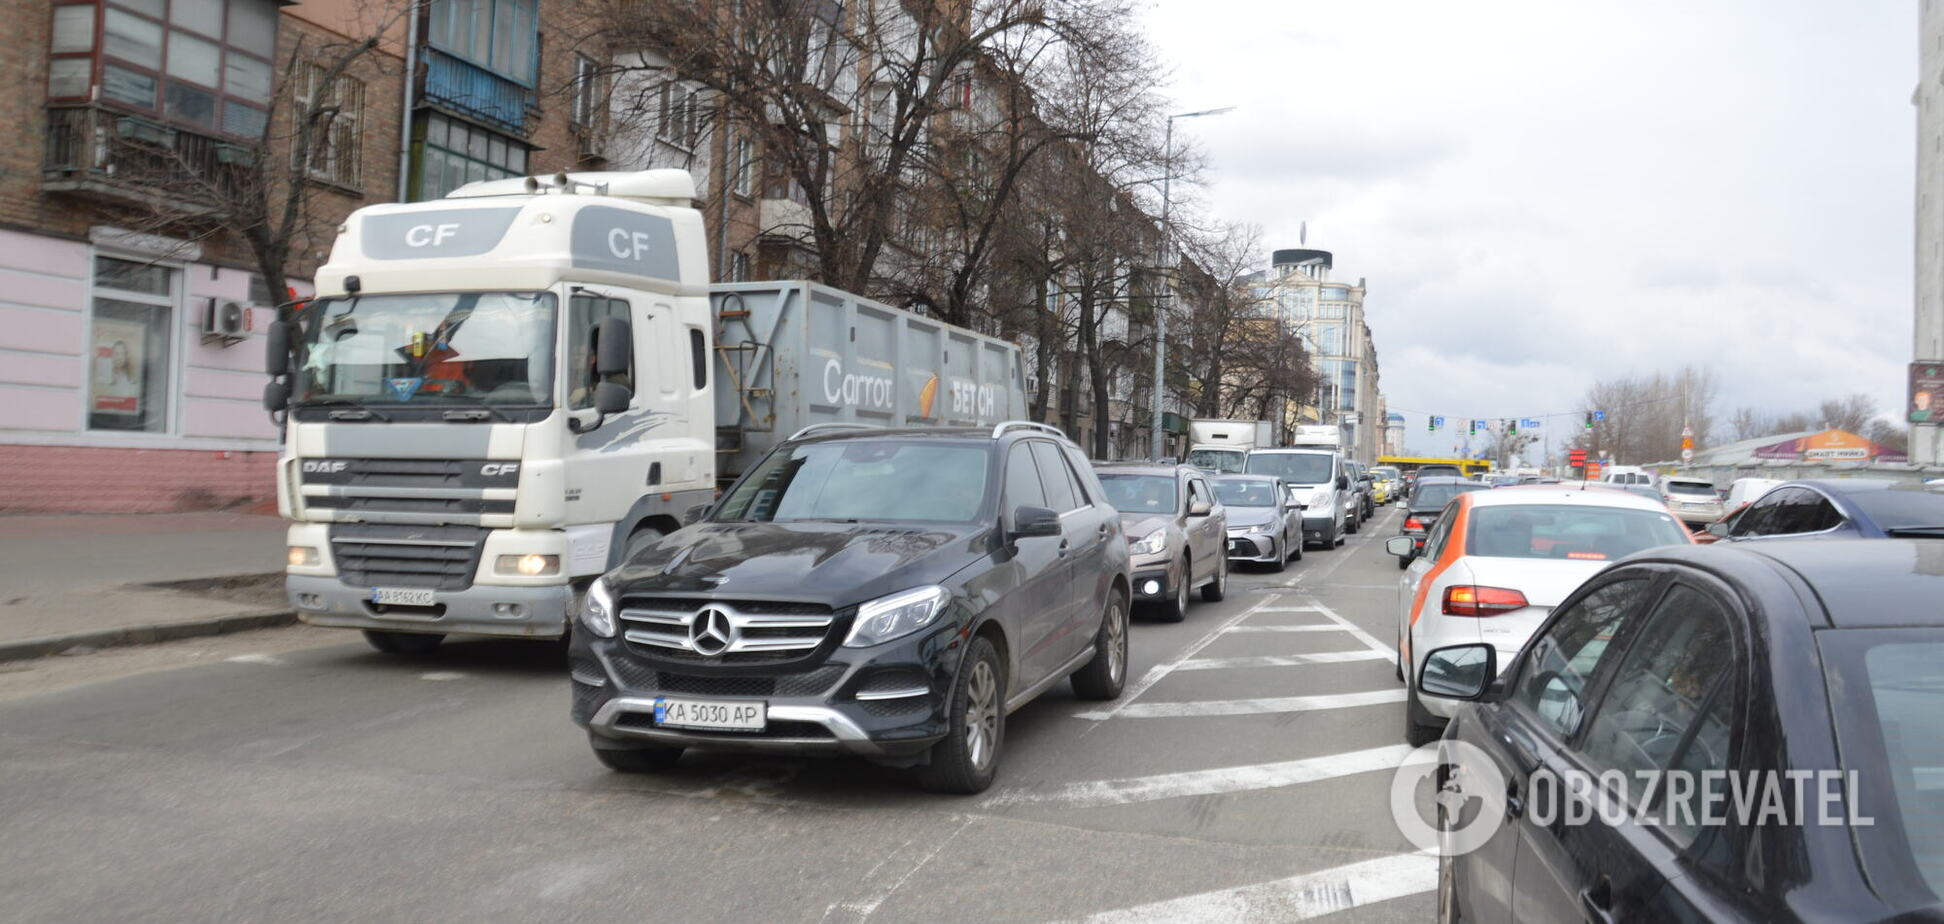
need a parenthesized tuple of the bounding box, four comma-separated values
(1185, 418, 1273, 473)
(264, 170, 1025, 654)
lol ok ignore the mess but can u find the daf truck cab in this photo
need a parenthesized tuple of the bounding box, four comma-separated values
(265, 170, 718, 654)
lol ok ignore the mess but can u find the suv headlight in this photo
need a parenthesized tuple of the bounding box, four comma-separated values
(1129, 530, 1167, 555)
(1310, 490, 1331, 509)
(844, 585, 949, 648)
(581, 577, 617, 638)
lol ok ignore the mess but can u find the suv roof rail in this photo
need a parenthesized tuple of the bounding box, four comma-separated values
(991, 420, 1067, 440)
(787, 422, 881, 441)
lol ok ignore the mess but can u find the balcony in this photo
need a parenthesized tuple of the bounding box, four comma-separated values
(42, 106, 250, 214)
(758, 196, 815, 246)
(423, 49, 533, 135)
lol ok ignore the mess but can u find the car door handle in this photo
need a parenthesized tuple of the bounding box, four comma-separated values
(1098, 523, 1111, 537)
(1505, 778, 1525, 818)
(1057, 539, 1070, 558)
(1578, 879, 1616, 924)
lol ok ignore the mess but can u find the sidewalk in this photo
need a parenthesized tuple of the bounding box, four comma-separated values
(0, 512, 295, 661)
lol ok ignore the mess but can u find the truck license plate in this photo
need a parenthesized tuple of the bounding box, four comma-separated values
(654, 697, 767, 732)
(370, 587, 436, 606)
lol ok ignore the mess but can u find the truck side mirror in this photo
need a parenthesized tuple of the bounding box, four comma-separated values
(263, 378, 289, 412)
(1337, 474, 1349, 491)
(595, 317, 631, 376)
(265, 320, 291, 376)
(593, 380, 631, 415)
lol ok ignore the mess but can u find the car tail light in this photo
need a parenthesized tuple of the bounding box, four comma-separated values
(1404, 516, 1425, 531)
(1443, 585, 1528, 617)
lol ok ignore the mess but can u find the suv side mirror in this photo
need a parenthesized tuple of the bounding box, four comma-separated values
(1385, 536, 1416, 558)
(1187, 498, 1213, 517)
(1705, 520, 1730, 538)
(1419, 644, 1497, 700)
(1010, 505, 1061, 539)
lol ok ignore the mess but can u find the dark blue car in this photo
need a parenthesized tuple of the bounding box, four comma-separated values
(1711, 478, 1944, 542)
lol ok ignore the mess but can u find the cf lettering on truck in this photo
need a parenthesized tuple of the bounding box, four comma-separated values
(263, 170, 1025, 655)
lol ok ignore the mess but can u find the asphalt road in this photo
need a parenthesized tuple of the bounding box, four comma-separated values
(0, 506, 1439, 922)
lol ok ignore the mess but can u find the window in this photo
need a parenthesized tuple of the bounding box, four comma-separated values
(1510, 578, 1653, 738)
(88, 256, 176, 433)
(1466, 504, 1691, 562)
(716, 441, 992, 523)
(1823, 630, 1944, 901)
(299, 64, 365, 185)
(1004, 444, 1046, 514)
(1579, 584, 1737, 847)
(565, 294, 630, 410)
(416, 112, 528, 200)
(571, 54, 600, 129)
(657, 81, 703, 150)
(57, 0, 276, 138)
(733, 136, 753, 197)
(1030, 441, 1078, 512)
(689, 329, 707, 390)
(427, 0, 536, 85)
(730, 252, 751, 282)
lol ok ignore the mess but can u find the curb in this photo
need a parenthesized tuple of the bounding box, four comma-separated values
(0, 610, 298, 664)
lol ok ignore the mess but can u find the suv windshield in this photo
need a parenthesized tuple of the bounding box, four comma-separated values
(1098, 474, 1178, 513)
(1466, 504, 1690, 560)
(298, 292, 558, 406)
(1214, 479, 1279, 507)
(1247, 452, 1333, 485)
(1186, 448, 1245, 473)
(714, 440, 991, 523)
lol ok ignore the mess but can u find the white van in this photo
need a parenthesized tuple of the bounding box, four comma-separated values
(1245, 448, 1350, 549)
(1600, 465, 1652, 486)
(1724, 477, 1785, 511)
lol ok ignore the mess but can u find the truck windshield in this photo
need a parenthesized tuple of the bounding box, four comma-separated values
(715, 441, 992, 523)
(296, 292, 558, 407)
(1247, 452, 1333, 486)
(1186, 448, 1245, 473)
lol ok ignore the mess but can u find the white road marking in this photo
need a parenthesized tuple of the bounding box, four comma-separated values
(224, 653, 284, 665)
(1223, 624, 1348, 634)
(1114, 688, 1408, 718)
(418, 671, 468, 681)
(1308, 601, 1399, 664)
(1175, 650, 1391, 671)
(1087, 850, 1438, 922)
(1256, 606, 1323, 613)
(1075, 595, 1279, 721)
(822, 817, 972, 921)
(987, 743, 1435, 808)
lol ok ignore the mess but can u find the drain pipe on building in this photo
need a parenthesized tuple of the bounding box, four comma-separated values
(395, 1, 420, 202)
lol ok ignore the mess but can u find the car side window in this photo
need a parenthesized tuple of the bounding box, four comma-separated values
(1004, 444, 1047, 516)
(1059, 444, 1095, 506)
(1577, 583, 1738, 849)
(1421, 505, 1458, 559)
(1188, 477, 1214, 511)
(1731, 490, 1790, 537)
(1028, 441, 1078, 512)
(1510, 578, 1654, 738)
(1799, 491, 1844, 533)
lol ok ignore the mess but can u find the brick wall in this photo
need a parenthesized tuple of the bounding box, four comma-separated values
(0, 444, 277, 513)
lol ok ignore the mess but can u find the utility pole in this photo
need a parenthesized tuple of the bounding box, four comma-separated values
(1152, 106, 1234, 460)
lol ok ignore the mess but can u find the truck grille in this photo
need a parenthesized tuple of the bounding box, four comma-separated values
(329, 523, 486, 591)
(616, 598, 837, 665)
(299, 458, 517, 524)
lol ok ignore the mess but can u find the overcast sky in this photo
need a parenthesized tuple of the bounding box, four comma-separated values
(1141, 0, 1916, 458)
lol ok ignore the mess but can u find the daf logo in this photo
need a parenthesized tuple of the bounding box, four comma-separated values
(302, 460, 348, 473)
(480, 463, 519, 477)
(689, 607, 736, 656)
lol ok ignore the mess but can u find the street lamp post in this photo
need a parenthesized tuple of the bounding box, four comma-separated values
(1152, 106, 1234, 460)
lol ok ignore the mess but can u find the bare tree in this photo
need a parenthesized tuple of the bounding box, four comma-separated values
(1170, 223, 1317, 422)
(1818, 393, 1878, 434)
(1571, 365, 1718, 462)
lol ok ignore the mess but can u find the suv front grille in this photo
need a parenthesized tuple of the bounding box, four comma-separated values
(329, 523, 486, 591)
(616, 598, 837, 664)
(606, 660, 846, 699)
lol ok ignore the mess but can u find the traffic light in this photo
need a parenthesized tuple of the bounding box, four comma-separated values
(1468, 419, 1477, 436)
(1584, 411, 1594, 430)
(1507, 418, 1517, 436)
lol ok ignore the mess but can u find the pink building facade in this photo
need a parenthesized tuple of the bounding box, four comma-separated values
(0, 226, 299, 513)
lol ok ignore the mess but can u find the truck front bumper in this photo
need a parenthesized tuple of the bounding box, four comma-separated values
(287, 575, 573, 639)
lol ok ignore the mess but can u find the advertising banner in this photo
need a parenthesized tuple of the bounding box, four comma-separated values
(90, 318, 145, 416)
(1911, 361, 1944, 424)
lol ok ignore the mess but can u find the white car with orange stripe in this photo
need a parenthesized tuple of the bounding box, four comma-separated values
(1384, 485, 1694, 745)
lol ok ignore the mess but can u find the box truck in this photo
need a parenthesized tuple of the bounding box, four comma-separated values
(1185, 418, 1273, 473)
(263, 170, 1025, 653)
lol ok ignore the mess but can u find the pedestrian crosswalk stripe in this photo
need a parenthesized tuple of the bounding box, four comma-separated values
(1306, 601, 1400, 663)
(1113, 688, 1407, 718)
(1175, 650, 1391, 671)
(1223, 624, 1350, 633)
(984, 743, 1435, 808)
(1086, 850, 1437, 922)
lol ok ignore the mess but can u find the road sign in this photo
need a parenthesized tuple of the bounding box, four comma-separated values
(1520, 418, 1542, 430)
(1569, 449, 1587, 465)
(1430, 415, 1445, 430)
(1681, 447, 1694, 462)
(1593, 409, 1606, 422)
(1586, 460, 1603, 478)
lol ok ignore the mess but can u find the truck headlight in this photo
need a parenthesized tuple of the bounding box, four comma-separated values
(1310, 490, 1331, 509)
(496, 553, 560, 576)
(287, 545, 319, 567)
(581, 578, 617, 638)
(1129, 530, 1167, 555)
(844, 585, 948, 648)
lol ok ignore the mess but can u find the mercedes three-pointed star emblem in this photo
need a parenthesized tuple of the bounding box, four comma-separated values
(689, 607, 736, 656)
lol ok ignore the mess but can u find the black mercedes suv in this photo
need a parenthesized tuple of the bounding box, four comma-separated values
(568, 421, 1131, 793)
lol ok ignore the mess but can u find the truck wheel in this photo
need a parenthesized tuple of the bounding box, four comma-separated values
(363, 630, 444, 655)
(1071, 595, 1128, 701)
(917, 637, 1006, 794)
(591, 736, 684, 773)
(1201, 559, 1227, 602)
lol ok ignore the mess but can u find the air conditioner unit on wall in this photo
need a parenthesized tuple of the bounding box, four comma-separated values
(201, 298, 247, 345)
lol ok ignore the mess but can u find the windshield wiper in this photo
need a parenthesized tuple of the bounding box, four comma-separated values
(1885, 526, 1944, 537)
(442, 405, 515, 423)
(301, 397, 390, 422)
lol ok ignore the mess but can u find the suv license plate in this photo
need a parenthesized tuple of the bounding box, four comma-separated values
(371, 587, 436, 606)
(654, 698, 766, 732)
